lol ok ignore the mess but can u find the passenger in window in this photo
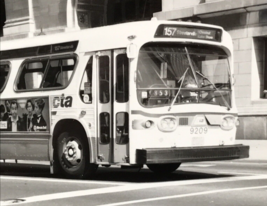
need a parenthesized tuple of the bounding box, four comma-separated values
(23, 100, 37, 131)
(2, 100, 11, 121)
(7, 101, 25, 132)
(33, 99, 47, 132)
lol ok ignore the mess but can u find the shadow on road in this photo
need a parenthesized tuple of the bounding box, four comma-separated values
(0, 163, 232, 183)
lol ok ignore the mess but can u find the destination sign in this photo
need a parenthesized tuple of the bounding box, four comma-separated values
(155, 25, 222, 42)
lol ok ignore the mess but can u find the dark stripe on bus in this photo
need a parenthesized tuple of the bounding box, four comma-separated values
(0, 41, 79, 60)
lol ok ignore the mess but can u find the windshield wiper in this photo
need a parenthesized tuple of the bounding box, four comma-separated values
(168, 67, 189, 111)
(168, 47, 197, 112)
(196, 71, 231, 110)
(185, 47, 199, 87)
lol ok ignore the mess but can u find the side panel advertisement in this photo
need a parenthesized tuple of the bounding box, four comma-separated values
(0, 98, 50, 132)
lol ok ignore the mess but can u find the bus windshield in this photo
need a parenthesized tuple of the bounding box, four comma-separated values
(136, 43, 231, 108)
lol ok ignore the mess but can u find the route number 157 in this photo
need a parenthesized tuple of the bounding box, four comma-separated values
(164, 27, 177, 36)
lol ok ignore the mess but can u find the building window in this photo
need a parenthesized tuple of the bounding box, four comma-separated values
(0, 0, 6, 37)
(264, 38, 267, 98)
(253, 37, 267, 99)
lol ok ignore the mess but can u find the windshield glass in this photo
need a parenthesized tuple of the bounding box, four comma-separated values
(136, 43, 231, 108)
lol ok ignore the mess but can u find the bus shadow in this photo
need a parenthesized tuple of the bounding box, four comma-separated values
(92, 166, 232, 183)
(0, 163, 233, 183)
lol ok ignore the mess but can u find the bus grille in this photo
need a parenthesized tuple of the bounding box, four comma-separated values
(179, 118, 188, 125)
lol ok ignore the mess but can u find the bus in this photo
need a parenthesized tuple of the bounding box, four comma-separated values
(0, 19, 249, 178)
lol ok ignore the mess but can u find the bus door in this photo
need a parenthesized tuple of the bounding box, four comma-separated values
(113, 49, 129, 163)
(96, 50, 129, 164)
(96, 51, 113, 164)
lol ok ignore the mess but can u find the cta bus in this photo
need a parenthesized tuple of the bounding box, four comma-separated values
(0, 19, 249, 178)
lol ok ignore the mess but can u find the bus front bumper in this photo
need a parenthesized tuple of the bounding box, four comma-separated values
(136, 144, 249, 164)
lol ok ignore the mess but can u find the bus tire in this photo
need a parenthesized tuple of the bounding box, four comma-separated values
(54, 131, 97, 179)
(147, 163, 181, 174)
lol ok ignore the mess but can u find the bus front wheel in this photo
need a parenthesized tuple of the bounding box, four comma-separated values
(147, 163, 181, 174)
(55, 131, 97, 179)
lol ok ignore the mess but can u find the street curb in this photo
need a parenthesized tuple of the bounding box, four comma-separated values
(236, 140, 267, 161)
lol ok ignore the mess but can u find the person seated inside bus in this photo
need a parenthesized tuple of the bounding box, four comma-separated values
(7, 101, 25, 132)
(42, 68, 62, 88)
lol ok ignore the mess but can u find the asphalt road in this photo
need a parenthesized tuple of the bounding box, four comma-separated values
(0, 160, 267, 206)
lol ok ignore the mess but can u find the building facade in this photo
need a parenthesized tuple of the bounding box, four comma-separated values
(154, 0, 267, 140)
(0, 0, 266, 140)
(0, 0, 161, 39)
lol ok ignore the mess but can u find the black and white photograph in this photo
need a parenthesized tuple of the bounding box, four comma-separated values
(0, 0, 266, 205)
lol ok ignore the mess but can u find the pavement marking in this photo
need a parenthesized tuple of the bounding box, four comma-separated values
(218, 171, 263, 176)
(180, 163, 216, 168)
(1, 175, 267, 205)
(99, 185, 267, 206)
(0, 176, 130, 186)
(207, 161, 267, 166)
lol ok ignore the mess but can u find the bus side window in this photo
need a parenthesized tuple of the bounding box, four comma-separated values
(99, 56, 110, 103)
(0, 64, 10, 92)
(42, 58, 76, 88)
(80, 56, 93, 103)
(116, 54, 129, 103)
(17, 60, 48, 90)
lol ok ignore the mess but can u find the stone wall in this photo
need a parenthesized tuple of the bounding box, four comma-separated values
(154, 0, 267, 140)
(201, 11, 267, 139)
(1, 0, 79, 40)
(32, 0, 68, 35)
(3, 0, 34, 39)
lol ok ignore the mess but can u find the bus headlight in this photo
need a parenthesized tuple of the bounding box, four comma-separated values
(158, 116, 178, 132)
(220, 116, 235, 130)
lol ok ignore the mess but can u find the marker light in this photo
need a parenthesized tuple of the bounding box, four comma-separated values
(145, 120, 152, 128)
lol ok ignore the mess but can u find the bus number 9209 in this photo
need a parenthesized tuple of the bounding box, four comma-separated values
(190, 126, 208, 135)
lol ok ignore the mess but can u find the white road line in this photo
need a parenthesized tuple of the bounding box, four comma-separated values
(205, 161, 267, 166)
(180, 163, 216, 168)
(99, 185, 267, 206)
(1, 175, 267, 206)
(0, 176, 130, 186)
(218, 172, 262, 176)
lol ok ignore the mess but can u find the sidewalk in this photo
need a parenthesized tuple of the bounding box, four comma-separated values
(236, 140, 267, 161)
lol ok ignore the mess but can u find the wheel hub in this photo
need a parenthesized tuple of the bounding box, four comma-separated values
(63, 140, 82, 166)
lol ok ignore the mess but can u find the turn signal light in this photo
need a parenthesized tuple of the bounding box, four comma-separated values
(220, 116, 235, 130)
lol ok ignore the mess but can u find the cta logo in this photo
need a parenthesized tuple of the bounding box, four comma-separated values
(53, 96, 73, 108)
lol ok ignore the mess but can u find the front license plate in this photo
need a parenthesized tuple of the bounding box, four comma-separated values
(190, 126, 208, 135)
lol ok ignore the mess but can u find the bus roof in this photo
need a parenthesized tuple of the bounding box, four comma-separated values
(0, 19, 229, 58)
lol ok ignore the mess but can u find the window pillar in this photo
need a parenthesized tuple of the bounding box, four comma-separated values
(66, 0, 80, 31)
